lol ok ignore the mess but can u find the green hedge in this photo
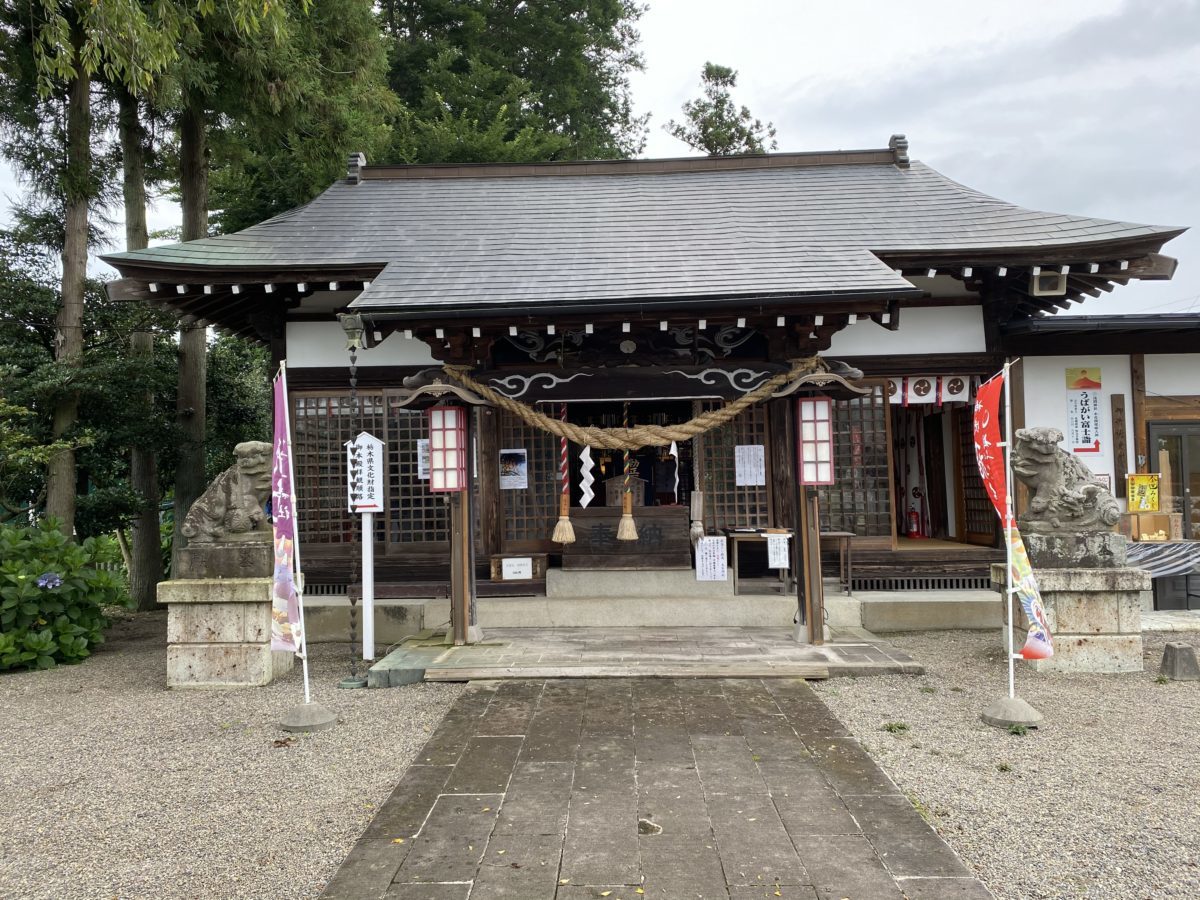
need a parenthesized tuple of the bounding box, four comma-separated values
(0, 521, 128, 672)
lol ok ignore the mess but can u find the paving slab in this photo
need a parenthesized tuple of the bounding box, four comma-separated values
(320, 677, 991, 899)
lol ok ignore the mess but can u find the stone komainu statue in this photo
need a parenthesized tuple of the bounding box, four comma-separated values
(181, 441, 273, 543)
(1012, 427, 1120, 534)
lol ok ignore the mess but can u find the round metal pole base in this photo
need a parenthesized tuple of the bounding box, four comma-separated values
(980, 696, 1044, 729)
(338, 676, 368, 690)
(280, 701, 338, 732)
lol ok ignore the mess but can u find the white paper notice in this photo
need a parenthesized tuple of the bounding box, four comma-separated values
(416, 439, 430, 481)
(695, 536, 729, 581)
(734, 444, 766, 486)
(501, 557, 534, 580)
(767, 534, 791, 570)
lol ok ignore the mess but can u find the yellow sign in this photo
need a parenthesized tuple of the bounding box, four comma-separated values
(1127, 473, 1160, 512)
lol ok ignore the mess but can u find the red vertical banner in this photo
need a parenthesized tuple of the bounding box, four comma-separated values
(973, 368, 1053, 660)
(973, 371, 1007, 520)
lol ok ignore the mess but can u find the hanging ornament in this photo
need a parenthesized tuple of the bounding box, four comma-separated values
(668, 440, 680, 504)
(579, 446, 595, 508)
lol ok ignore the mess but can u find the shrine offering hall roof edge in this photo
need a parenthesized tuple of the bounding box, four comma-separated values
(102, 142, 1185, 318)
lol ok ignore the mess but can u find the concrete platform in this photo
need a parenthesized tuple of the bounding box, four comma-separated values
(366, 626, 922, 687)
(857, 590, 1002, 632)
(478, 594, 796, 627)
(320, 677, 992, 899)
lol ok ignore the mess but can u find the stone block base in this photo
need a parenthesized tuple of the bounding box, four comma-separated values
(167, 644, 293, 688)
(994, 565, 1149, 673)
(159, 576, 293, 688)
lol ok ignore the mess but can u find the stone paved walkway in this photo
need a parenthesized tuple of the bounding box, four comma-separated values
(321, 678, 992, 899)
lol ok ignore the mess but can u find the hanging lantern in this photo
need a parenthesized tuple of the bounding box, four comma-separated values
(427, 406, 467, 492)
(797, 396, 835, 485)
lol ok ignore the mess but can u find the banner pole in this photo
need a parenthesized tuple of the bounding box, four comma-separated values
(1002, 358, 1016, 700)
(278, 360, 335, 733)
(280, 362, 312, 704)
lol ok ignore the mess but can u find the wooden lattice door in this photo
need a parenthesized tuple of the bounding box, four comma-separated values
(695, 400, 772, 533)
(955, 407, 998, 546)
(499, 410, 560, 552)
(816, 383, 896, 546)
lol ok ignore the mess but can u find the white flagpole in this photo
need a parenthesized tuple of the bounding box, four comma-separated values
(280, 361, 313, 706)
(1002, 358, 1016, 700)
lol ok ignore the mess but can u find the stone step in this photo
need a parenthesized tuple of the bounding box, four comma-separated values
(422, 663, 830, 680)
(477, 594, 796, 627)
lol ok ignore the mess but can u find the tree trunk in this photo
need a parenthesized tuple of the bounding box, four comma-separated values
(172, 100, 210, 573)
(118, 86, 163, 608)
(45, 32, 91, 536)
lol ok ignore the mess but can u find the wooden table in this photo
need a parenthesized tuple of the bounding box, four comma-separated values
(724, 530, 793, 596)
(821, 531, 855, 595)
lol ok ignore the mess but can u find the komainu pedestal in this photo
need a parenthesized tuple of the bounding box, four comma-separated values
(159, 443, 294, 688)
(995, 563, 1148, 673)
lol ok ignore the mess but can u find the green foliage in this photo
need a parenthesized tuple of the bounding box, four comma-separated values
(205, 335, 271, 481)
(0, 519, 127, 671)
(384, 0, 647, 162)
(997, 762, 1012, 772)
(205, 0, 397, 232)
(665, 62, 777, 156)
(1007, 724, 1030, 736)
(0, 228, 179, 528)
(1155, 674, 1170, 685)
(882, 721, 910, 734)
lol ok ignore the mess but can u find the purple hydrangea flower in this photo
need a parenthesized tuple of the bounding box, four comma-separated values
(36, 572, 62, 589)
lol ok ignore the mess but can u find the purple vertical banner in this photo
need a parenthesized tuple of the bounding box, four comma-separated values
(271, 366, 302, 653)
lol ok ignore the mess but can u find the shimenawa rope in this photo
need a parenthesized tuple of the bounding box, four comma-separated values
(441, 357, 823, 451)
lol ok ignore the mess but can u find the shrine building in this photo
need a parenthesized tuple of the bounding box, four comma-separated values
(103, 136, 1193, 637)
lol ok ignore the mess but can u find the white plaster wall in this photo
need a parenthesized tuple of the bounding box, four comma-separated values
(826, 306, 987, 356)
(285, 321, 436, 367)
(1020, 355, 1133, 499)
(1145, 354, 1200, 397)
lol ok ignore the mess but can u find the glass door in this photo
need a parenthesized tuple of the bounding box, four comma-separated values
(1149, 425, 1200, 540)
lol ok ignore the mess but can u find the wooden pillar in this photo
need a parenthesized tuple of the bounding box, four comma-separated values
(1131, 353, 1148, 472)
(768, 398, 797, 530)
(797, 485, 825, 645)
(477, 406, 503, 558)
(450, 409, 480, 645)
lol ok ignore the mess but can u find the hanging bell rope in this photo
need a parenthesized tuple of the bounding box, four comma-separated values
(551, 402, 576, 544)
(441, 357, 824, 451)
(617, 400, 638, 541)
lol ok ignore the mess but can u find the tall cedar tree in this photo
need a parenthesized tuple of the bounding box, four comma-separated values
(666, 62, 777, 156)
(0, 0, 288, 537)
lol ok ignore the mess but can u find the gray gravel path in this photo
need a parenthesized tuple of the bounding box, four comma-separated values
(0, 611, 464, 900)
(813, 630, 1200, 900)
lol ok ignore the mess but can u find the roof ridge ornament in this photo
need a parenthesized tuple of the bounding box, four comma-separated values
(889, 134, 910, 169)
(347, 152, 367, 184)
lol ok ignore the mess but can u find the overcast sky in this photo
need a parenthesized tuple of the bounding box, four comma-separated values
(2, 0, 1196, 315)
(633, 0, 1200, 314)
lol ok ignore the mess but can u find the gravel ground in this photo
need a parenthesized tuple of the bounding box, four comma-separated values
(0, 611, 464, 900)
(813, 630, 1200, 900)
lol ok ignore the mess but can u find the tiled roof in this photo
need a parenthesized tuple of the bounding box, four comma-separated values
(102, 152, 1184, 316)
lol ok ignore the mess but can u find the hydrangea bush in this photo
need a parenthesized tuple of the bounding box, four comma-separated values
(0, 520, 128, 671)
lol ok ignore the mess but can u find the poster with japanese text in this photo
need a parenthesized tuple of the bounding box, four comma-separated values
(734, 444, 766, 486)
(695, 536, 729, 581)
(1065, 367, 1102, 454)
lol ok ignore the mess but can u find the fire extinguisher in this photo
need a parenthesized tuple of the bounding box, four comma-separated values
(907, 506, 921, 538)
